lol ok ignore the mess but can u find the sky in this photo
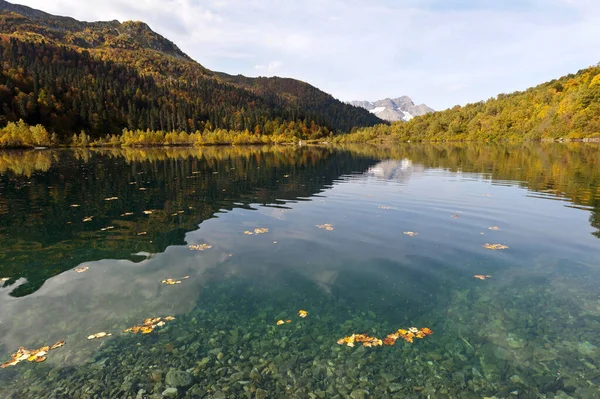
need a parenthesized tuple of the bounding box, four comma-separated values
(13, 0, 600, 110)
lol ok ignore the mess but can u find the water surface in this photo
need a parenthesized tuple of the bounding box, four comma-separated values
(0, 144, 599, 398)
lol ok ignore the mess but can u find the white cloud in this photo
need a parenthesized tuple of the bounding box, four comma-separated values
(13, 0, 600, 109)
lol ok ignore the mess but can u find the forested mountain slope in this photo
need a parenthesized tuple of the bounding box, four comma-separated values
(340, 65, 600, 142)
(0, 0, 380, 141)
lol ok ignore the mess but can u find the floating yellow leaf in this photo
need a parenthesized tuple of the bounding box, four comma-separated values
(139, 188, 147, 191)
(50, 340, 65, 350)
(316, 224, 334, 231)
(473, 274, 492, 280)
(243, 231, 253, 235)
(70, 204, 80, 208)
(87, 332, 112, 340)
(161, 276, 189, 285)
(336, 334, 382, 348)
(276, 320, 285, 325)
(121, 212, 134, 216)
(74, 266, 89, 273)
(338, 327, 433, 349)
(100, 226, 114, 231)
(298, 310, 308, 318)
(403, 231, 418, 237)
(2, 341, 64, 368)
(488, 226, 500, 231)
(483, 243, 508, 250)
(143, 210, 153, 215)
(82, 216, 93, 222)
(104, 197, 119, 201)
(189, 244, 212, 251)
(254, 228, 269, 234)
(138, 232, 147, 235)
(124, 316, 174, 335)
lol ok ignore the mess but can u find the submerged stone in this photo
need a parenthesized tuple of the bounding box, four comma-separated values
(350, 388, 369, 399)
(255, 388, 269, 399)
(162, 387, 178, 398)
(165, 369, 193, 388)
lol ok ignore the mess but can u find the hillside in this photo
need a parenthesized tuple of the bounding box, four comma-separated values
(0, 0, 381, 141)
(338, 65, 600, 142)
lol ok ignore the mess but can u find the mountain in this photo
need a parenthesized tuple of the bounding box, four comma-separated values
(338, 65, 600, 142)
(348, 96, 434, 122)
(0, 0, 381, 141)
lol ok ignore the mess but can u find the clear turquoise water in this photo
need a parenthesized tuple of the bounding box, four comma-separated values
(0, 144, 599, 398)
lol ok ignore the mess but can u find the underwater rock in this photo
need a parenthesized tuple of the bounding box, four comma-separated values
(576, 341, 597, 357)
(350, 388, 369, 399)
(161, 387, 178, 398)
(165, 369, 193, 388)
(389, 383, 403, 393)
(255, 388, 269, 399)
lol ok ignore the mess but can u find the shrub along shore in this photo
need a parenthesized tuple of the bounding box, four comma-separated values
(1, 119, 599, 149)
(0, 120, 307, 148)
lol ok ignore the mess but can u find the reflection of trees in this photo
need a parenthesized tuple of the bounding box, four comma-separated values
(344, 142, 600, 238)
(1, 143, 599, 297)
(592, 212, 600, 239)
(0, 146, 379, 297)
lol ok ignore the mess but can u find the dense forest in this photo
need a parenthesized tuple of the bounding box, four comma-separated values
(0, 1, 380, 145)
(337, 65, 600, 142)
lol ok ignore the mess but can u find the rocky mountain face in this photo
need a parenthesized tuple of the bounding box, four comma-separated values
(349, 96, 434, 122)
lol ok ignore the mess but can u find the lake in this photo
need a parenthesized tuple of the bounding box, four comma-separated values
(0, 144, 599, 399)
